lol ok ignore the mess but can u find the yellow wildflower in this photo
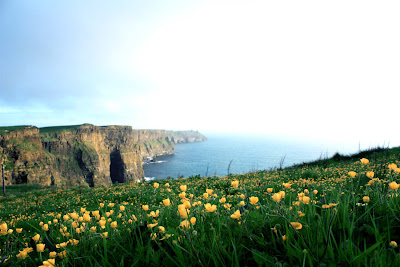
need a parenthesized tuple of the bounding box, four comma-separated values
(37, 243, 45, 252)
(153, 182, 159, 188)
(219, 197, 226, 203)
(180, 185, 187, 192)
(290, 222, 303, 230)
(348, 171, 357, 178)
(142, 205, 149, 211)
(231, 180, 239, 188)
(231, 210, 241, 220)
(163, 198, 171, 207)
(204, 203, 217, 212)
(363, 196, 370, 203)
(366, 171, 374, 178)
(360, 158, 369, 165)
(249, 196, 259, 205)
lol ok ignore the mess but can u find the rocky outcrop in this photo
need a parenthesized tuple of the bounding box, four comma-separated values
(0, 125, 207, 188)
(166, 130, 207, 144)
(132, 130, 174, 160)
(0, 124, 144, 187)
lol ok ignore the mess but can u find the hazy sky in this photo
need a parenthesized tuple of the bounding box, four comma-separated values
(1, 1, 399, 146)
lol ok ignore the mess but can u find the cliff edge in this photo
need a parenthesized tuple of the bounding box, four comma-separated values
(0, 124, 144, 187)
(166, 130, 207, 144)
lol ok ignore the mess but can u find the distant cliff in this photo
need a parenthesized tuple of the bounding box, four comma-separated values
(0, 125, 207, 188)
(0, 124, 143, 187)
(132, 130, 174, 160)
(166, 130, 207, 144)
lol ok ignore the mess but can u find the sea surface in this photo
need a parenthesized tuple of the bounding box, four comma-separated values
(143, 133, 361, 181)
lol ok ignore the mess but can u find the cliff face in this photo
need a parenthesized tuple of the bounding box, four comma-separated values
(132, 130, 174, 160)
(0, 125, 207, 187)
(166, 130, 207, 144)
(0, 125, 144, 187)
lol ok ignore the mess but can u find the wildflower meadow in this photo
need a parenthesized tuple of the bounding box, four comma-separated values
(1, 147, 400, 266)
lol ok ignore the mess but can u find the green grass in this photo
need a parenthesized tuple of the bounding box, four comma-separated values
(39, 124, 89, 135)
(1, 147, 400, 266)
(0, 126, 35, 135)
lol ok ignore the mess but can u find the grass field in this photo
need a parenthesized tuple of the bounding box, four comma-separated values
(1, 147, 400, 266)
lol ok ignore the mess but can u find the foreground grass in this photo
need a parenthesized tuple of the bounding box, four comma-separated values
(1, 148, 400, 266)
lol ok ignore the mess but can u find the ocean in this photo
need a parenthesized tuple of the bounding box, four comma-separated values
(143, 133, 361, 180)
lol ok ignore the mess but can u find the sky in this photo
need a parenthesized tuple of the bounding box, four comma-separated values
(1, 1, 399, 147)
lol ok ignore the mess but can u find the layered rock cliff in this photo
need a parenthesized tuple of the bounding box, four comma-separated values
(0, 124, 144, 187)
(166, 130, 207, 144)
(132, 130, 174, 160)
(0, 125, 207, 188)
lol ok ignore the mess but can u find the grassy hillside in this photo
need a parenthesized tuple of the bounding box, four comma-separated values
(1, 146, 400, 266)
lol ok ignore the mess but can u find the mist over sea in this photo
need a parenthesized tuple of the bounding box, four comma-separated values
(143, 133, 363, 180)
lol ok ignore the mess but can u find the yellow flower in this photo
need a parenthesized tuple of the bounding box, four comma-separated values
(180, 185, 187, 192)
(63, 214, 70, 221)
(304, 189, 309, 194)
(267, 188, 273, 193)
(302, 196, 310, 204)
(224, 203, 232, 210)
(348, 171, 357, 178)
(190, 217, 196, 225)
(283, 183, 292, 188)
(153, 182, 160, 188)
(203, 193, 209, 199)
(49, 251, 57, 258)
(389, 181, 400, 190)
(219, 197, 226, 203)
(37, 243, 45, 252)
(83, 213, 91, 222)
(366, 171, 374, 178)
(16, 250, 28, 259)
(272, 193, 282, 202)
(99, 203, 105, 208)
(360, 158, 369, 165)
(108, 203, 115, 207)
(70, 212, 79, 220)
(313, 190, 318, 195)
(58, 250, 67, 259)
(163, 198, 171, 207)
(180, 220, 190, 229)
(142, 205, 149, 211)
(240, 194, 245, 199)
(290, 222, 303, 230)
(7, 229, 13, 234)
(165, 183, 170, 187)
(100, 232, 108, 238)
(239, 201, 245, 207)
(158, 226, 165, 233)
(390, 241, 398, 248)
(110, 221, 117, 228)
(178, 205, 189, 218)
(204, 203, 217, 212)
(32, 234, 40, 242)
(148, 222, 158, 229)
(230, 210, 241, 220)
(231, 180, 239, 188)
(206, 189, 214, 195)
(179, 192, 186, 198)
(119, 205, 125, 211)
(279, 191, 286, 198)
(282, 235, 287, 242)
(182, 200, 191, 209)
(150, 233, 157, 240)
(42, 259, 55, 266)
(363, 196, 370, 203)
(249, 196, 259, 205)
(16, 228, 23, 233)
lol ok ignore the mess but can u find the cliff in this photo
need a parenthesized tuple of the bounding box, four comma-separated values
(0, 124, 144, 187)
(132, 129, 174, 160)
(0, 125, 207, 188)
(166, 130, 207, 144)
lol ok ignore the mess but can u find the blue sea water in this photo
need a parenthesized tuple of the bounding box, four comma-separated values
(143, 133, 361, 180)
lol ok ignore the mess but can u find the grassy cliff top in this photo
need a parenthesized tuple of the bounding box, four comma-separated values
(39, 124, 89, 135)
(0, 125, 37, 135)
